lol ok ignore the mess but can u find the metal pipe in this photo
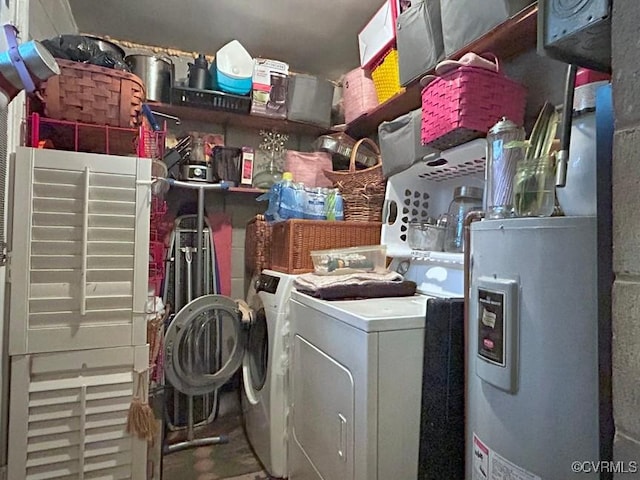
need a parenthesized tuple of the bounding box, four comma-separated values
(196, 186, 204, 299)
(556, 64, 578, 188)
(151, 109, 181, 126)
(167, 179, 230, 190)
(463, 209, 485, 465)
(165, 435, 229, 454)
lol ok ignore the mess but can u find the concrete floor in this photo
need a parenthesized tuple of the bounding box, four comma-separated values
(162, 388, 269, 480)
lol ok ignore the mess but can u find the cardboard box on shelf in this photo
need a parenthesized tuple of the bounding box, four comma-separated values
(240, 147, 255, 186)
(251, 58, 289, 119)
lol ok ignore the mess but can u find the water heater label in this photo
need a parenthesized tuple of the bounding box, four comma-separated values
(478, 288, 505, 365)
(472, 434, 541, 480)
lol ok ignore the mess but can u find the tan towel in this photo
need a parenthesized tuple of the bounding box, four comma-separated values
(294, 271, 403, 292)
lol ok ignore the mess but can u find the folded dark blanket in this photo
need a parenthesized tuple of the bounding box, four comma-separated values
(296, 280, 417, 300)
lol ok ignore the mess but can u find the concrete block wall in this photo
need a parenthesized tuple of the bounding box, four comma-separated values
(611, 1, 640, 472)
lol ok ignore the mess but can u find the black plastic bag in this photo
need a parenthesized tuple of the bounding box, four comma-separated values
(41, 35, 130, 71)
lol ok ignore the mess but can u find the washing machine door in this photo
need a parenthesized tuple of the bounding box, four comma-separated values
(242, 292, 269, 405)
(165, 295, 246, 396)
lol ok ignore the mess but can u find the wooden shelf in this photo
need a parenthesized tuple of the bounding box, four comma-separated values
(148, 102, 330, 137)
(346, 4, 539, 139)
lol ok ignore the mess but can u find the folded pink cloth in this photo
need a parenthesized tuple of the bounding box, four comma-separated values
(435, 52, 499, 76)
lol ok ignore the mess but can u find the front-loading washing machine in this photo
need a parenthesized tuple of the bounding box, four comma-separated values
(242, 269, 298, 478)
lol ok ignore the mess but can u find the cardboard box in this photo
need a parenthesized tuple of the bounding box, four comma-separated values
(240, 147, 255, 186)
(251, 58, 289, 119)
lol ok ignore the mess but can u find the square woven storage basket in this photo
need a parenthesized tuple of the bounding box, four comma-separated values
(343, 67, 379, 124)
(371, 48, 404, 104)
(270, 220, 382, 274)
(421, 65, 526, 151)
(245, 215, 272, 279)
(41, 59, 145, 128)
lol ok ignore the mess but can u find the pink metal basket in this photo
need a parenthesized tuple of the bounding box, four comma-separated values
(421, 62, 526, 151)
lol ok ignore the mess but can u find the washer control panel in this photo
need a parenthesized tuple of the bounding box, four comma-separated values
(256, 273, 281, 294)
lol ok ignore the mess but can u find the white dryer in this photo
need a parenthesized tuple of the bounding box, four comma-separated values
(287, 254, 468, 480)
(242, 269, 297, 478)
(288, 293, 430, 480)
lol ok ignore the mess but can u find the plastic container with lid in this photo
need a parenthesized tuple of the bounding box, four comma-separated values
(212, 40, 253, 95)
(311, 245, 387, 275)
(444, 185, 483, 253)
(485, 117, 525, 219)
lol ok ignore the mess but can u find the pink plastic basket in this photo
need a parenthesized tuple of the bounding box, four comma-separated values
(421, 62, 526, 151)
(343, 67, 379, 124)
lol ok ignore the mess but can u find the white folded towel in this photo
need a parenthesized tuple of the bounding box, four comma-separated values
(294, 271, 404, 292)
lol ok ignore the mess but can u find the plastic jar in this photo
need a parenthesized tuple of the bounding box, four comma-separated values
(444, 186, 484, 253)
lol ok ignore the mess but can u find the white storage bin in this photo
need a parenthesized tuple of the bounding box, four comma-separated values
(441, 0, 535, 56)
(287, 73, 335, 128)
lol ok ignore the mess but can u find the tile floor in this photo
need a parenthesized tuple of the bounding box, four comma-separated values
(162, 388, 270, 480)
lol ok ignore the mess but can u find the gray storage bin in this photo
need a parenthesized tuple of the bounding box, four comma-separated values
(287, 73, 335, 128)
(379, 108, 439, 178)
(397, 0, 444, 86)
(441, 0, 535, 56)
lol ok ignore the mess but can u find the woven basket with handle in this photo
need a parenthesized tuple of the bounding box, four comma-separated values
(41, 59, 145, 128)
(324, 138, 386, 222)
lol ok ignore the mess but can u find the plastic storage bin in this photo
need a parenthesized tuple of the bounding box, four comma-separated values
(441, 0, 535, 56)
(287, 73, 335, 128)
(311, 245, 387, 275)
(396, 0, 444, 86)
(171, 86, 251, 114)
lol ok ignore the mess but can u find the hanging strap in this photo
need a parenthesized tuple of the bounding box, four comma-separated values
(4, 24, 36, 93)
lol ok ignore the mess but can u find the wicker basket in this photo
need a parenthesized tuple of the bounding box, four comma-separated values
(245, 215, 272, 278)
(324, 138, 386, 222)
(270, 219, 381, 274)
(41, 59, 145, 128)
(421, 56, 527, 150)
(371, 48, 404, 104)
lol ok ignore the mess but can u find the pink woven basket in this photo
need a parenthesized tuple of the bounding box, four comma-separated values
(421, 59, 526, 151)
(343, 67, 379, 124)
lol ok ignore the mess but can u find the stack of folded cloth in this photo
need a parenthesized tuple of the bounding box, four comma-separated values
(293, 271, 417, 300)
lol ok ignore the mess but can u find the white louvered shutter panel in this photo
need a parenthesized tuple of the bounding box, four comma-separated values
(7, 345, 148, 479)
(9, 147, 151, 355)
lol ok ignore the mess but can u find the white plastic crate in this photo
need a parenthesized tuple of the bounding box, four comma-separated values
(382, 138, 487, 258)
